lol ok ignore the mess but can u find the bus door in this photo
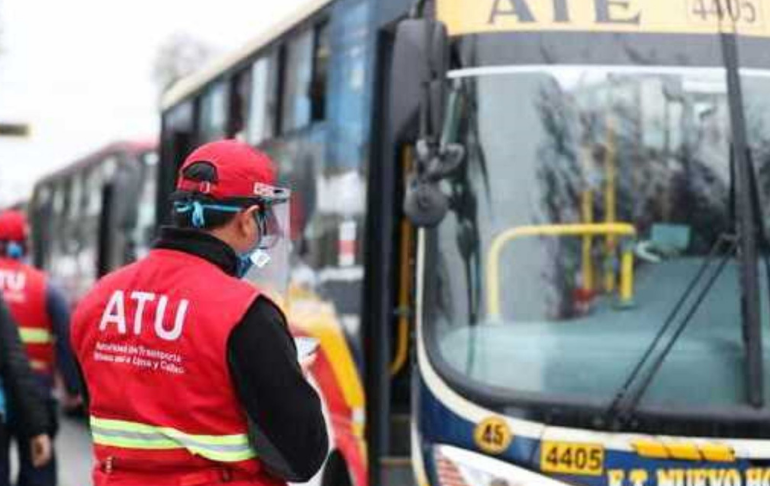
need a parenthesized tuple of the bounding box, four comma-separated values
(98, 157, 143, 277)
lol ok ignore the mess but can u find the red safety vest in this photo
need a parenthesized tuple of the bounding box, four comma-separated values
(0, 257, 55, 375)
(71, 249, 285, 486)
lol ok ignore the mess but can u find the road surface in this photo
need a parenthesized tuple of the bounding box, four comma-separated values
(57, 415, 92, 486)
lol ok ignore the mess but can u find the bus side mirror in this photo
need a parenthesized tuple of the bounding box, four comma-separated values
(390, 18, 454, 227)
(403, 141, 465, 227)
(388, 18, 449, 143)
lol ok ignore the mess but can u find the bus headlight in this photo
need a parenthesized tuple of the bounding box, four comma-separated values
(433, 445, 570, 486)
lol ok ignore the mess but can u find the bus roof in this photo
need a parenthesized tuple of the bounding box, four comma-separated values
(34, 140, 156, 187)
(160, 0, 334, 112)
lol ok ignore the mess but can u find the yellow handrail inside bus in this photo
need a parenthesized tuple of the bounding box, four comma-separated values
(603, 115, 618, 293)
(486, 223, 637, 319)
(580, 146, 595, 292)
(391, 215, 413, 376)
(391, 147, 414, 376)
(581, 191, 595, 292)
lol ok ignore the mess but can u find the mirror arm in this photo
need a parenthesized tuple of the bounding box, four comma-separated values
(410, 0, 429, 19)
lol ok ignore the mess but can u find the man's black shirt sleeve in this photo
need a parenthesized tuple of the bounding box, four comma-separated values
(0, 297, 49, 437)
(47, 283, 81, 396)
(227, 297, 328, 482)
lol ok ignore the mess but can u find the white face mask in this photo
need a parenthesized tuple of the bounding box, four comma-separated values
(251, 250, 271, 269)
(236, 212, 274, 278)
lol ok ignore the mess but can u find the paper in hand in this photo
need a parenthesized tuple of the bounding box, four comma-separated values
(295, 337, 319, 362)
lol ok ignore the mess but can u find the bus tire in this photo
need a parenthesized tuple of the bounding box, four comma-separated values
(322, 451, 354, 486)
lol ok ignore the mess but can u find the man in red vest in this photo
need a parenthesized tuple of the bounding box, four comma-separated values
(0, 210, 81, 486)
(71, 140, 328, 486)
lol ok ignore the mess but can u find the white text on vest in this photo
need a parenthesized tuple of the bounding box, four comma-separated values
(99, 290, 189, 341)
(0, 270, 26, 292)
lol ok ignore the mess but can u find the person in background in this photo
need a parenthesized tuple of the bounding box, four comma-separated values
(71, 140, 328, 486)
(0, 210, 81, 486)
(0, 296, 52, 486)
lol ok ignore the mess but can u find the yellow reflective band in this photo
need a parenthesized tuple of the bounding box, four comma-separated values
(19, 328, 53, 344)
(89, 417, 257, 463)
(91, 432, 180, 450)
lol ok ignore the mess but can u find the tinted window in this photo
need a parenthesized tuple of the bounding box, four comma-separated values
(69, 175, 82, 220)
(199, 81, 230, 142)
(102, 156, 118, 182)
(248, 54, 279, 144)
(84, 167, 104, 217)
(35, 185, 51, 209)
(52, 182, 65, 217)
(229, 69, 251, 139)
(133, 152, 160, 260)
(311, 22, 330, 122)
(281, 30, 313, 132)
(61, 178, 72, 221)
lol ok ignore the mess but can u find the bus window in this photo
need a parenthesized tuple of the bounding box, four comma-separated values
(134, 151, 159, 259)
(247, 53, 279, 144)
(311, 21, 330, 122)
(32, 184, 53, 269)
(61, 178, 72, 223)
(102, 156, 118, 182)
(85, 167, 104, 217)
(280, 29, 313, 133)
(52, 181, 65, 223)
(228, 68, 251, 140)
(69, 176, 81, 221)
(47, 182, 66, 273)
(199, 81, 230, 142)
(34, 184, 52, 210)
(159, 101, 195, 225)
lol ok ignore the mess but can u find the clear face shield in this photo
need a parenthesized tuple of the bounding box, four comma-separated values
(242, 186, 292, 311)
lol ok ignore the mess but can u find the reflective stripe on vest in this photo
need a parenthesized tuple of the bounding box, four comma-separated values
(89, 417, 257, 463)
(19, 327, 53, 344)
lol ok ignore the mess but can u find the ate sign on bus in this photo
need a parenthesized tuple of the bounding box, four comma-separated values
(437, 0, 770, 37)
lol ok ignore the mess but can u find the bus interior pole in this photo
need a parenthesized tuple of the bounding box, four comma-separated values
(721, 30, 764, 408)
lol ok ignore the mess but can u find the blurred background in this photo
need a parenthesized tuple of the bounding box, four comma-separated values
(0, 2, 312, 484)
(0, 0, 306, 206)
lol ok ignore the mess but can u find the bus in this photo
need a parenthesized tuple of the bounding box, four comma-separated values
(30, 141, 158, 306)
(159, 1, 770, 486)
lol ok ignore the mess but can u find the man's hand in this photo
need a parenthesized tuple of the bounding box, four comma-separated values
(62, 393, 84, 413)
(30, 434, 52, 468)
(299, 353, 317, 373)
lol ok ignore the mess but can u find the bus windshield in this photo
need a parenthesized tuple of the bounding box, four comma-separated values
(425, 65, 770, 411)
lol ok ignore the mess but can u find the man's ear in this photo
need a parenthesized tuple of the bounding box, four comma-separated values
(240, 205, 261, 236)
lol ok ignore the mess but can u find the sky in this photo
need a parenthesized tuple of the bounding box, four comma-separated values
(0, 0, 308, 206)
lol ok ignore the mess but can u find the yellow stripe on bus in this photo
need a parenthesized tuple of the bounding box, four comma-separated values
(700, 444, 736, 462)
(632, 439, 736, 462)
(287, 289, 365, 428)
(438, 0, 770, 38)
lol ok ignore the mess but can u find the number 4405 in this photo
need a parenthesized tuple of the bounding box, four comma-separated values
(691, 0, 760, 24)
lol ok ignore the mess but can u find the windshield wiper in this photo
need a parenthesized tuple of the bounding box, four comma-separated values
(604, 234, 737, 429)
(720, 29, 764, 408)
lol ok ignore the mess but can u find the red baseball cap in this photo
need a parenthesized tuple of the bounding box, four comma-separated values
(176, 140, 282, 202)
(0, 210, 28, 242)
